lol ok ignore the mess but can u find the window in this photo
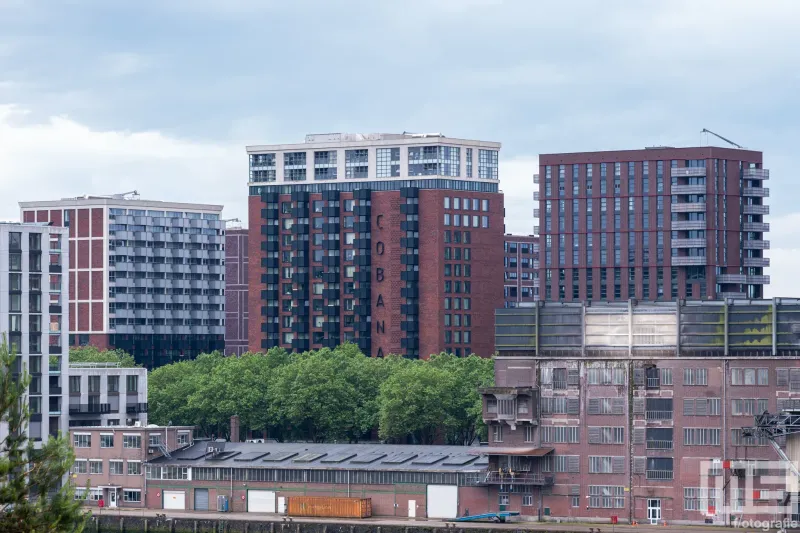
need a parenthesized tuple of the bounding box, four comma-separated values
(589, 456, 624, 474)
(492, 424, 503, 443)
(90, 461, 103, 474)
(498, 494, 509, 506)
(731, 368, 768, 386)
(177, 432, 189, 445)
(107, 375, 119, 393)
(100, 434, 114, 448)
(123, 435, 141, 449)
(376, 147, 400, 178)
(478, 149, 498, 179)
(73, 434, 91, 448)
(71, 460, 88, 476)
(69, 376, 81, 394)
(683, 427, 721, 446)
(683, 368, 708, 386)
(587, 367, 626, 385)
(540, 425, 580, 443)
(588, 427, 625, 444)
(589, 486, 625, 509)
(123, 490, 142, 503)
(684, 487, 720, 511)
(731, 398, 769, 416)
(683, 397, 721, 416)
(524, 426, 534, 443)
(127, 461, 142, 475)
(345, 149, 369, 179)
(110, 461, 124, 475)
(731, 428, 767, 446)
(126, 375, 139, 393)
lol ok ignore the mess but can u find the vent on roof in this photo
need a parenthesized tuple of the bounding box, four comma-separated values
(320, 453, 357, 464)
(442, 455, 478, 466)
(382, 453, 418, 465)
(350, 453, 387, 464)
(263, 452, 298, 462)
(411, 454, 447, 466)
(234, 452, 269, 462)
(293, 453, 327, 463)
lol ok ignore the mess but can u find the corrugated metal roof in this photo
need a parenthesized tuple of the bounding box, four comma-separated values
(468, 446, 553, 457)
(151, 441, 487, 473)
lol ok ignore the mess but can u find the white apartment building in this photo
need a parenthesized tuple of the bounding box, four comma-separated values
(68, 363, 148, 427)
(0, 222, 69, 446)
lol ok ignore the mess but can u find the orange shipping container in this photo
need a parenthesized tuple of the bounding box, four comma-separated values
(287, 496, 372, 518)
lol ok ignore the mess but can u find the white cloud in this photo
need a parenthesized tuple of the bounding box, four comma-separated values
(0, 105, 247, 221)
(103, 53, 151, 77)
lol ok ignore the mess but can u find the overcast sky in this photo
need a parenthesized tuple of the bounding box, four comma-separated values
(1, 0, 798, 296)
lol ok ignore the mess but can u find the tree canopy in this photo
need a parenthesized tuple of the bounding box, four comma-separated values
(68, 346, 137, 368)
(148, 345, 493, 445)
(0, 337, 88, 532)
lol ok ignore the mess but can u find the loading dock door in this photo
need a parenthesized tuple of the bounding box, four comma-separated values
(194, 488, 209, 511)
(247, 490, 276, 513)
(163, 491, 186, 510)
(426, 485, 458, 519)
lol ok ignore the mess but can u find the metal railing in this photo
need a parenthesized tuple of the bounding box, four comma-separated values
(646, 469, 674, 480)
(646, 410, 673, 421)
(646, 377, 661, 388)
(552, 380, 567, 390)
(671, 167, 707, 177)
(479, 471, 554, 486)
(646, 440, 674, 450)
(69, 404, 111, 415)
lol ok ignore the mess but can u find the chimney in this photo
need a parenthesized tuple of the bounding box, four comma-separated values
(230, 415, 240, 443)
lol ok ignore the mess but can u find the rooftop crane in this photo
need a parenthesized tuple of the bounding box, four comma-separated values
(701, 128, 744, 149)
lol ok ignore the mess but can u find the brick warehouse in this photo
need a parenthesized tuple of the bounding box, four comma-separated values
(485, 299, 800, 525)
(247, 133, 504, 358)
(19, 194, 225, 368)
(537, 146, 769, 302)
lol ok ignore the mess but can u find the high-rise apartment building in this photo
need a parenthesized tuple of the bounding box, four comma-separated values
(0, 223, 69, 446)
(503, 234, 539, 307)
(20, 195, 225, 368)
(247, 133, 504, 358)
(225, 227, 249, 355)
(537, 147, 769, 301)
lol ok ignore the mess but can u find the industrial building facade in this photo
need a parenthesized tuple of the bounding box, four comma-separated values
(19, 195, 225, 368)
(503, 234, 538, 307)
(537, 147, 769, 302)
(485, 300, 800, 525)
(247, 133, 504, 358)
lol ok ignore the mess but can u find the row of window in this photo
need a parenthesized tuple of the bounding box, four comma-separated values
(68, 375, 140, 394)
(504, 242, 536, 254)
(540, 366, 777, 387)
(443, 214, 490, 228)
(109, 208, 219, 220)
(250, 148, 498, 180)
(109, 241, 223, 251)
(443, 197, 490, 211)
(72, 433, 187, 449)
(74, 488, 141, 503)
(108, 224, 221, 236)
(73, 459, 141, 476)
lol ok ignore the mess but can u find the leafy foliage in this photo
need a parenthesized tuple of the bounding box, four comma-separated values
(0, 336, 88, 533)
(148, 344, 493, 445)
(68, 346, 137, 368)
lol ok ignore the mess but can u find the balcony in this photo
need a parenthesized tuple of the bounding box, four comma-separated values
(671, 256, 707, 266)
(743, 204, 770, 215)
(646, 410, 673, 421)
(743, 222, 770, 232)
(671, 167, 707, 178)
(671, 184, 706, 195)
(744, 257, 770, 268)
(646, 377, 661, 389)
(743, 168, 769, 180)
(671, 220, 706, 231)
(720, 291, 747, 299)
(743, 187, 769, 197)
(743, 239, 770, 250)
(717, 274, 747, 284)
(69, 404, 111, 415)
(49, 386, 62, 395)
(747, 275, 770, 284)
(646, 469, 674, 481)
(481, 387, 539, 424)
(126, 403, 148, 414)
(646, 440, 674, 450)
(670, 202, 706, 213)
(478, 471, 554, 486)
(672, 238, 706, 248)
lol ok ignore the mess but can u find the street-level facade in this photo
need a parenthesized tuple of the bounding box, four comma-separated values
(0, 223, 69, 446)
(537, 147, 769, 302)
(247, 133, 504, 358)
(503, 234, 539, 307)
(485, 299, 800, 525)
(19, 194, 225, 368)
(70, 425, 193, 508)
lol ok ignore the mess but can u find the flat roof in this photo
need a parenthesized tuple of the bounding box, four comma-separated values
(247, 133, 500, 153)
(539, 145, 762, 164)
(150, 441, 489, 473)
(19, 197, 223, 212)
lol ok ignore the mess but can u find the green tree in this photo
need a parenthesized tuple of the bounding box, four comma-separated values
(68, 346, 137, 368)
(0, 336, 88, 533)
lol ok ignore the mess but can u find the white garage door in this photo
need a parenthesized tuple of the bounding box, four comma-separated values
(248, 490, 276, 513)
(427, 485, 458, 519)
(163, 491, 186, 510)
